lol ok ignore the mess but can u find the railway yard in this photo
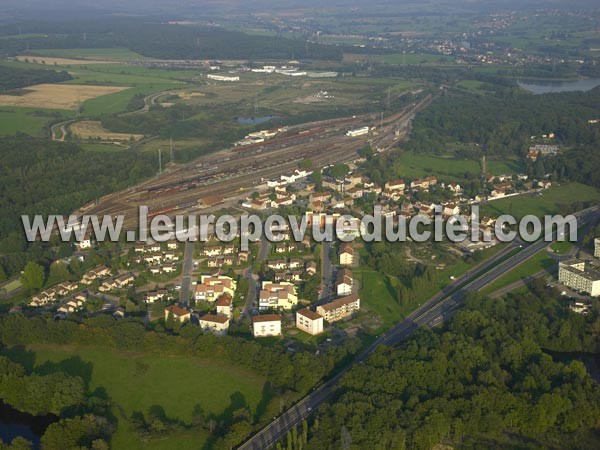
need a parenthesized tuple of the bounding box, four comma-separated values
(83, 95, 431, 228)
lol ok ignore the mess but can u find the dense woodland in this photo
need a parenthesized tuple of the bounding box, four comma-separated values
(0, 136, 155, 278)
(363, 86, 600, 189)
(0, 65, 71, 92)
(306, 286, 600, 449)
(0, 20, 343, 61)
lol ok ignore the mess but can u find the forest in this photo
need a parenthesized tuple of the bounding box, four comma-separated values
(362, 86, 600, 189)
(305, 284, 600, 449)
(0, 19, 343, 61)
(0, 135, 155, 279)
(0, 66, 71, 91)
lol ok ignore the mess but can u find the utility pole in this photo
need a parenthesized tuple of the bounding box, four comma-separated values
(158, 149, 162, 174)
(170, 137, 174, 163)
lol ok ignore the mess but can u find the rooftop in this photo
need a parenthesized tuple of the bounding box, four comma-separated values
(252, 314, 281, 323)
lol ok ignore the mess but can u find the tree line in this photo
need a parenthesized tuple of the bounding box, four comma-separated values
(0, 66, 71, 92)
(306, 284, 600, 449)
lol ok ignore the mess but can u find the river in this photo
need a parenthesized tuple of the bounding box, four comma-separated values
(518, 78, 600, 94)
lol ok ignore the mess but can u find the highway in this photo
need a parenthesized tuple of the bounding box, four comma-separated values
(237, 205, 599, 450)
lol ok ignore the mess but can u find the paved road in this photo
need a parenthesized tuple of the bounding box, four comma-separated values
(243, 235, 270, 317)
(318, 241, 334, 304)
(179, 240, 195, 306)
(237, 206, 599, 450)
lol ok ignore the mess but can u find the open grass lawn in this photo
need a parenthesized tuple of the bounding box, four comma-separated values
(482, 183, 600, 219)
(480, 251, 555, 296)
(396, 152, 522, 178)
(456, 79, 490, 94)
(549, 240, 574, 255)
(356, 268, 405, 330)
(2, 344, 268, 450)
(356, 244, 506, 332)
(0, 107, 69, 135)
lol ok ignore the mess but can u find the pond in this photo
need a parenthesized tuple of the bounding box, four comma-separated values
(0, 402, 57, 449)
(518, 78, 600, 94)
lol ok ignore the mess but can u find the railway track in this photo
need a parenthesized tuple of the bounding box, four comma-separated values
(83, 97, 431, 228)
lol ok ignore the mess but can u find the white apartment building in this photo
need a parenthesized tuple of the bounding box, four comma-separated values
(558, 259, 600, 297)
(252, 314, 282, 337)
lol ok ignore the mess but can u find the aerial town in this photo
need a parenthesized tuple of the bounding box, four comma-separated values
(0, 1, 599, 449)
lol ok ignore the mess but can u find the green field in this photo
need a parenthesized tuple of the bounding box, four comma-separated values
(0, 279, 21, 296)
(396, 152, 522, 178)
(549, 240, 574, 255)
(356, 245, 504, 331)
(3, 344, 268, 449)
(483, 183, 600, 219)
(0, 107, 69, 135)
(456, 79, 489, 94)
(480, 251, 555, 296)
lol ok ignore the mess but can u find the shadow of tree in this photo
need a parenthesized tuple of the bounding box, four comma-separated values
(35, 356, 94, 390)
(0, 345, 36, 372)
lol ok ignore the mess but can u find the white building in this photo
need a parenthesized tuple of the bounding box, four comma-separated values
(252, 314, 282, 337)
(336, 268, 353, 296)
(558, 259, 600, 297)
(199, 314, 230, 336)
(207, 74, 240, 82)
(259, 281, 298, 310)
(316, 294, 360, 323)
(296, 308, 324, 335)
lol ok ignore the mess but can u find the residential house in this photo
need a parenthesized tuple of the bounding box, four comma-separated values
(305, 261, 317, 276)
(195, 275, 236, 302)
(336, 268, 353, 296)
(339, 243, 354, 266)
(252, 314, 282, 337)
(216, 294, 233, 318)
(385, 180, 405, 191)
(259, 281, 298, 310)
(164, 304, 191, 323)
(296, 308, 324, 335)
(199, 314, 230, 336)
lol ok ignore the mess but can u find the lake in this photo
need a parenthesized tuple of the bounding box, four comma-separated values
(236, 115, 279, 125)
(518, 78, 600, 94)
